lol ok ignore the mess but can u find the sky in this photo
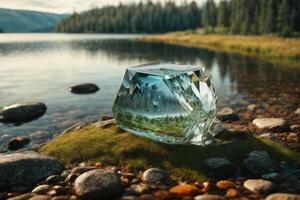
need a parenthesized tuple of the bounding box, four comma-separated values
(0, 0, 211, 14)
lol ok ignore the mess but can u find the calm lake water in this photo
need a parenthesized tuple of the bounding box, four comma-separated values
(0, 34, 300, 150)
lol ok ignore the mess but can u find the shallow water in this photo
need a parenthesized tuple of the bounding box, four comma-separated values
(0, 33, 300, 150)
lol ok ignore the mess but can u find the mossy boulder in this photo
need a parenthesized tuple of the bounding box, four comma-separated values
(40, 123, 300, 181)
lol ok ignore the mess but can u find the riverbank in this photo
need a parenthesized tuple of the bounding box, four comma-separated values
(141, 32, 300, 68)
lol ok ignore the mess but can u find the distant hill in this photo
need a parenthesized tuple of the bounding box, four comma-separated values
(0, 8, 68, 33)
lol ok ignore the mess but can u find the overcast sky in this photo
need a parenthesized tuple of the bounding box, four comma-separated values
(0, 0, 213, 14)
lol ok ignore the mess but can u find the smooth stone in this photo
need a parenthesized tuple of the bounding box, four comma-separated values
(32, 185, 52, 195)
(74, 169, 122, 200)
(45, 175, 64, 185)
(71, 166, 97, 175)
(247, 104, 257, 112)
(258, 133, 273, 139)
(243, 151, 278, 176)
(0, 151, 64, 189)
(121, 196, 139, 200)
(266, 193, 300, 200)
(7, 193, 34, 200)
(252, 118, 287, 129)
(50, 196, 69, 200)
(295, 108, 300, 115)
(194, 194, 225, 200)
(203, 157, 238, 178)
(169, 184, 198, 197)
(69, 83, 99, 94)
(8, 136, 31, 151)
(217, 107, 239, 122)
(243, 179, 274, 194)
(0, 102, 47, 124)
(29, 195, 51, 200)
(142, 168, 170, 184)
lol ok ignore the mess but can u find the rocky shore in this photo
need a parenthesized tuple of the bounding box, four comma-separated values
(0, 101, 299, 199)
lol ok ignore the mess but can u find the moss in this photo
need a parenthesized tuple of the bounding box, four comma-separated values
(40, 124, 300, 181)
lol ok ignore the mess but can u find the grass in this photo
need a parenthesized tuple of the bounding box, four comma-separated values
(141, 32, 300, 68)
(40, 123, 300, 181)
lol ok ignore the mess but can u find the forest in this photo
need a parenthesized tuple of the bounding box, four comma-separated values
(56, 0, 300, 37)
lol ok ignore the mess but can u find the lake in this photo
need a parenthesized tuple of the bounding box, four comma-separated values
(0, 34, 300, 150)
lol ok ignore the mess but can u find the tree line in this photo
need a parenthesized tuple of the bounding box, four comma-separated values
(56, 0, 300, 36)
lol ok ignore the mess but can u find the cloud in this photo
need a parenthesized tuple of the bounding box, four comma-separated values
(0, 0, 210, 14)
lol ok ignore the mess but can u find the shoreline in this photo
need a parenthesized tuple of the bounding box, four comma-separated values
(141, 32, 300, 68)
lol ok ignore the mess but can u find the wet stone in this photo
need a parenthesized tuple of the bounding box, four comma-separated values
(169, 184, 198, 197)
(203, 157, 238, 178)
(0, 102, 47, 124)
(243, 151, 278, 176)
(29, 195, 51, 200)
(50, 196, 69, 200)
(131, 183, 150, 194)
(7, 193, 34, 200)
(69, 83, 99, 94)
(8, 137, 31, 151)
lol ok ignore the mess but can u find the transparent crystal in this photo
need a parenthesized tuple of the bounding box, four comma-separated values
(112, 63, 217, 145)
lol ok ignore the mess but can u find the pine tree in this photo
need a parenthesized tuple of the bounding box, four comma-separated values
(217, 0, 230, 31)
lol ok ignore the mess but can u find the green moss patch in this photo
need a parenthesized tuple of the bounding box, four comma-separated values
(40, 124, 300, 181)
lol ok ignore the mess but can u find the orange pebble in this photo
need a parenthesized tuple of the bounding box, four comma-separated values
(216, 180, 236, 189)
(95, 162, 102, 168)
(169, 184, 198, 197)
(225, 188, 239, 198)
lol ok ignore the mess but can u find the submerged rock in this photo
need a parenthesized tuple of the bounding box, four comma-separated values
(8, 136, 31, 151)
(0, 102, 47, 124)
(252, 118, 287, 130)
(203, 158, 238, 178)
(217, 107, 239, 122)
(74, 169, 122, 200)
(0, 151, 64, 189)
(69, 83, 99, 94)
(243, 151, 278, 176)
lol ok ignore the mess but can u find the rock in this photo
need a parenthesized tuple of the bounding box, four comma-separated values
(74, 169, 122, 200)
(169, 184, 198, 197)
(217, 107, 239, 122)
(258, 133, 273, 139)
(0, 102, 47, 124)
(7, 193, 34, 200)
(0, 151, 64, 189)
(243, 151, 278, 176)
(290, 125, 300, 131)
(32, 185, 52, 195)
(243, 179, 274, 194)
(52, 185, 67, 195)
(247, 104, 257, 112)
(194, 194, 225, 200)
(131, 183, 150, 194)
(69, 83, 99, 94)
(64, 173, 77, 184)
(203, 157, 238, 178)
(45, 175, 64, 185)
(216, 180, 236, 189)
(266, 193, 300, 200)
(142, 168, 170, 184)
(154, 190, 173, 199)
(225, 188, 239, 198)
(252, 118, 287, 130)
(8, 137, 31, 151)
(295, 108, 300, 115)
(121, 196, 139, 200)
(51, 196, 69, 200)
(29, 195, 51, 200)
(71, 166, 96, 175)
